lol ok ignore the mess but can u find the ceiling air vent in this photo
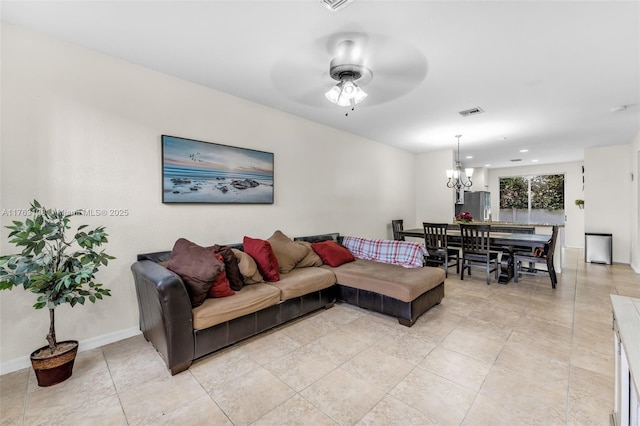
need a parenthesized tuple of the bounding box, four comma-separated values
(458, 107, 484, 117)
(320, 0, 354, 12)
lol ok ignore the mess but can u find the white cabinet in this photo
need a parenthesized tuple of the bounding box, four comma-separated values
(611, 295, 640, 426)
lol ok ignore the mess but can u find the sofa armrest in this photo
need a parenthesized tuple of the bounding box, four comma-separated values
(131, 260, 194, 375)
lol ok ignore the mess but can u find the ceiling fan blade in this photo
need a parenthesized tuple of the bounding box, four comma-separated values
(271, 31, 428, 108)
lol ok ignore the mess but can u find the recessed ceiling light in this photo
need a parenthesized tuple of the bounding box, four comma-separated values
(465, 155, 473, 159)
(519, 149, 529, 153)
(532, 159, 539, 162)
(485, 164, 491, 167)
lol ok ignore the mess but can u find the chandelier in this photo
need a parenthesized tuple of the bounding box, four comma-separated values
(446, 135, 474, 190)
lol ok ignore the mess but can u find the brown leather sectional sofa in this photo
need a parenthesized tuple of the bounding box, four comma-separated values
(131, 233, 445, 375)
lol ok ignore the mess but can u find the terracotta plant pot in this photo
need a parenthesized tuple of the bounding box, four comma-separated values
(30, 340, 79, 387)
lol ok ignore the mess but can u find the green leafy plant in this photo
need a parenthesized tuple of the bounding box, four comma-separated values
(575, 199, 584, 208)
(0, 200, 114, 354)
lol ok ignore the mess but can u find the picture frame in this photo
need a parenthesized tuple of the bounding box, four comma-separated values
(162, 135, 274, 204)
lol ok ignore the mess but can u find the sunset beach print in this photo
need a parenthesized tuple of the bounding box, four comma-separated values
(162, 135, 274, 203)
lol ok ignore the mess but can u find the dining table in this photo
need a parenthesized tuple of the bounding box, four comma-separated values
(398, 227, 553, 284)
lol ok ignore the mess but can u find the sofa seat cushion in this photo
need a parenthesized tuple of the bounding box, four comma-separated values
(192, 283, 281, 330)
(323, 259, 445, 303)
(267, 267, 337, 301)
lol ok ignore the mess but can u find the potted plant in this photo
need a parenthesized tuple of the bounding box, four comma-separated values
(455, 211, 474, 223)
(575, 199, 584, 209)
(0, 200, 114, 386)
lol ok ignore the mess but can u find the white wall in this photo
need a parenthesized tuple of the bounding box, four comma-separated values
(631, 131, 640, 272)
(487, 162, 585, 248)
(415, 149, 456, 225)
(585, 145, 633, 264)
(0, 25, 417, 368)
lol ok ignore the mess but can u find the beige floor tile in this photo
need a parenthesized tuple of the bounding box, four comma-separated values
(150, 394, 232, 426)
(300, 368, 385, 425)
(317, 302, 366, 326)
(102, 335, 170, 392)
(341, 315, 398, 345)
(418, 345, 493, 392)
(118, 371, 207, 425)
(238, 328, 302, 365)
(264, 346, 337, 392)
(253, 394, 338, 425)
(567, 365, 613, 425)
(341, 347, 414, 392)
(390, 367, 476, 425)
(24, 354, 117, 423)
(570, 343, 614, 376)
(189, 346, 260, 391)
(478, 365, 566, 423)
(370, 332, 439, 365)
(26, 393, 127, 426)
(514, 315, 573, 343)
(306, 329, 369, 365)
(208, 367, 294, 426)
(495, 331, 570, 391)
(278, 313, 339, 345)
(0, 368, 28, 426)
(357, 394, 443, 426)
(463, 393, 565, 426)
(441, 327, 506, 363)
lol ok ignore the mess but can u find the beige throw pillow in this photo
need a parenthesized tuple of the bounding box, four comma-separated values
(267, 230, 309, 274)
(295, 241, 323, 268)
(231, 248, 264, 284)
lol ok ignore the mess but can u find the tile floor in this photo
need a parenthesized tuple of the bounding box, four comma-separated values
(1, 248, 639, 425)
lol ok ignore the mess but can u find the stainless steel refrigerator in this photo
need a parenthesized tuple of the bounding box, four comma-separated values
(455, 191, 491, 222)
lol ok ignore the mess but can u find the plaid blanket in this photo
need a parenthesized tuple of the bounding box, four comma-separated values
(341, 236, 427, 268)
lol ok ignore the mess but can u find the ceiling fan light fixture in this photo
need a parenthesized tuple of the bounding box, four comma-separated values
(325, 76, 367, 106)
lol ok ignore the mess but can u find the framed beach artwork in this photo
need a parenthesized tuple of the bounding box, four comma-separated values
(162, 135, 274, 204)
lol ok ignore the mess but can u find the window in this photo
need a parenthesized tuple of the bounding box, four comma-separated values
(499, 174, 564, 224)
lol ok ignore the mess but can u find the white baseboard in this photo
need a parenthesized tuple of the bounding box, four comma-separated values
(0, 327, 141, 375)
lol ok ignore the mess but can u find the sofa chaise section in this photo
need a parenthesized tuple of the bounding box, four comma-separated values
(325, 258, 445, 326)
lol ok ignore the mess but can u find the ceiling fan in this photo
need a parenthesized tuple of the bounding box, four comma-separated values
(324, 40, 372, 110)
(270, 31, 428, 110)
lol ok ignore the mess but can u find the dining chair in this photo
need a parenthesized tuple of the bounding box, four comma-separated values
(391, 219, 405, 241)
(514, 225, 559, 288)
(459, 223, 500, 285)
(422, 222, 459, 277)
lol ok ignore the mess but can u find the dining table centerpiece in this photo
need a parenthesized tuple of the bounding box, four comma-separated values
(455, 211, 474, 223)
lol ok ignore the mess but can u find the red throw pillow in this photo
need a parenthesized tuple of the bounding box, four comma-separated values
(311, 240, 355, 267)
(243, 236, 280, 282)
(208, 254, 235, 298)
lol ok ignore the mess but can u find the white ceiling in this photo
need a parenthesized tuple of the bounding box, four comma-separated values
(2, 0, 639, 168)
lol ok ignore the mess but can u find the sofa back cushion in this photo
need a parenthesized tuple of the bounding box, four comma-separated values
(167, 238, 224, 307)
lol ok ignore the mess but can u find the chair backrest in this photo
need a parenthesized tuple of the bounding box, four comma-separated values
(422, 222, 449, 251)
(546, 225, 559, 257)
(391, 219, 404, 241)
(459, 223, 492, 254)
